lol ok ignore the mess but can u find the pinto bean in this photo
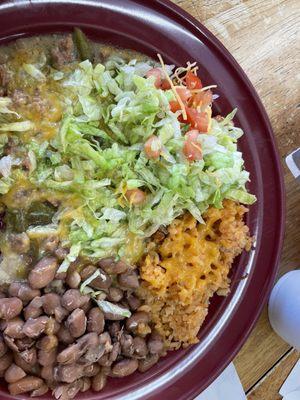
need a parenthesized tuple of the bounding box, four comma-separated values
(8, 376, 44, 396)
(57, 325, 74, 345)
(108, 321, 121, 339)
(41, 365, 54, 381)
(4, 335, 18, 352)
(54, 364, 83, 383)
(28, 256, 58, 289)
(132, 336, 148, 359)
(9, 283, 41, 304)
(53, 380, 82, 400)
(98, 332, 112, 353)
(14, 352, 38, 375)
(147, 332, 164, 355)
(107, 287, 123, 302)
(44, 279, 65, 296)
(120, 333, 134, 357)
(117, 270, 139, 289)
(22, 316, 49, 338)
(66, 308, 86, 338)
(57, 344, 80, 365)
(80, 265, 111, 290)
(41, 235, 58, 252)
(0, 352, 13, 375)
(80, 377, 91, 392)
(42, 293, 60, 314)
(138, 353, 159, 372)
(55, 271, 67, 280)
(80, 340, 106, 364)
(66, 271, 81, 289)
(82, 363, 100, 377)
(125, 311, 150, 333)
(61, 289, 89, 312)
(98, 258, 128, 274)
(42, 293, 68, 323)
(15, 337, 35, 351)
(31, 383, 49, 397)
(24, 297, 43, 320)
(54, 247, 69, 260)
(38, 347, 57, 367)
(37, 335, 58, 351)
(4, 317, 25, 338)
(4, 363, 26, 383)
(127, 294, 142, 311)
(92, 371, 107, 392)
(0, 297, 23, 320)
(89, 270, 111, 290)
(19, 348, 37, 366)
(108, 342, 120, 364)
(45, 318, 60, 336)
(0, 336, 8, 357)
(81, 299, 92, 314)
(87, 307, 104, 334)
(111, 358, 138, 377)
(98, 353, 111, 367)
(77, 332, 100, 352)
(80, 265, 97, 281)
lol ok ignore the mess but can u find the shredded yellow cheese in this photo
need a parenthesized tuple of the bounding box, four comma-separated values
(191, 85, 218, 93)
(157, 53, 187, 121)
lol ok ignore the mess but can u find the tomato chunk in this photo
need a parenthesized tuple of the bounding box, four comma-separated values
(161, 79, 171, 90)
(186, 108, 209, 132)
(146, 68, 163, 88)
(185, 71, 202, 90)
(125, 189, 146, 205)
(176, 87, 192, 102)
(183, 130, 202, 162)
(192, 90, 213, 108)
(169, 100, 182, 113)
(144, 135, 162, 159)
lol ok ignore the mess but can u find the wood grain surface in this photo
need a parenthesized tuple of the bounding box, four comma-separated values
(248, 349, 300, 400)
(171, 0, 300, 396)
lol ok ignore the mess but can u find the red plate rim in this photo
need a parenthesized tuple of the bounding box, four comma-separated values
(0, 1, 285, 399)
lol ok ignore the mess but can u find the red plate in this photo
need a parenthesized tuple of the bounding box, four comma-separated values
(0, 1, 285, 399)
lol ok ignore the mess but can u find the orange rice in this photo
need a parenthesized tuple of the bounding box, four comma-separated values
(138, 200, 252, 349)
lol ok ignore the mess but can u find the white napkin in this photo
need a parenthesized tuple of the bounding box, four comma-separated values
(195, 363, 246, 400)
(280, 359, 300, 399)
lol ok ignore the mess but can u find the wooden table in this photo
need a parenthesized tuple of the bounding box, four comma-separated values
(172, 0, 300, 398)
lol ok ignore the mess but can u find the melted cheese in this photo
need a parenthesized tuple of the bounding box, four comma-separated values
(139, 200, 252, 349)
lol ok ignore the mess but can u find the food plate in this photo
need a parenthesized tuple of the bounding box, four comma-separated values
(0, 0, 285, 399)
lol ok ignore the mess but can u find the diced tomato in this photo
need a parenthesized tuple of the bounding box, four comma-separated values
(144, 135, 162, 159)
(161, 79, 171, 90)
(201, 90, 213, 107)
(192, 90, 213, 108)
(186, 108, 209, 132)
(146, 68, 163, 88)
(125, 189, 146, 205)
(185, 71, 202, 90)
(176, 87, 192, 102)
(185, 129, 200, 140)
(169, 100, 182, 113)
(183, 130, 202, 161)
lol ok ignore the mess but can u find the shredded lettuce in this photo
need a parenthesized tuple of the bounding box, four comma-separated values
(0, 121, 35, 132)
(23, 64, 46, 82)
(1, 56, 255, 263)
(57, 244, 81, 273)
(95, 299, 131, 318)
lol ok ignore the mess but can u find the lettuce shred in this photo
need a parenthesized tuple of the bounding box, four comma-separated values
(0, 56, 256, 262)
